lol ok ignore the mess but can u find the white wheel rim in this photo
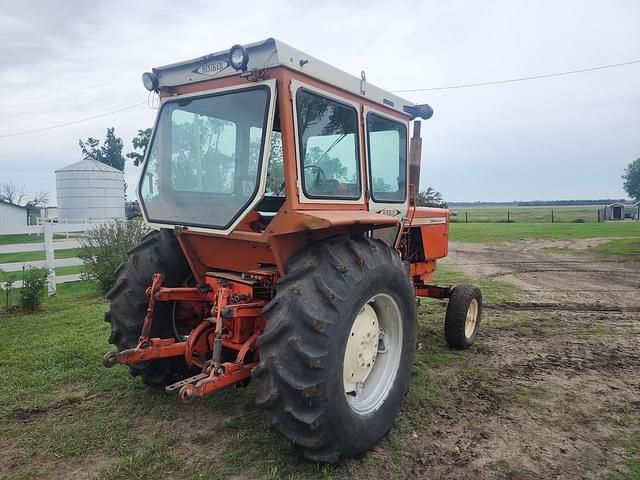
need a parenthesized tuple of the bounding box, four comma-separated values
(343, 293, 403, 415)
(465, 298, 479, 339)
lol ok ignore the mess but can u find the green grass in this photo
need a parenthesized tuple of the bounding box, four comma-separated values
(0, 265, 85, 284)
(0, 233, 69, 246)
(449, 222, 640, 243)
(607, 432, 640, 480)
(432, 263, 520, 304)
(0, 247, 82, 264)
(591, 238, 640, 256)
(450, 205, 622, 224)
(0, 234, 44, 246)
(0, 282, 370, 479)
(489, 458, 522, 475)
(496, 386, 546, 409)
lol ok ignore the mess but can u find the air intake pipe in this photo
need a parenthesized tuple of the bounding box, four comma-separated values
(409, 120, 423, 199)
(404, 104, 433, 203)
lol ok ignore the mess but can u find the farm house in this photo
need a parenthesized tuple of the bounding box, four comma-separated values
(55, 159, 125, 223)
(603, 202, 626, 221)
(0, 200, 28, 227)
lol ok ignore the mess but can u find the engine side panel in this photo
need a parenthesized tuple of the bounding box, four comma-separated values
(413, 207, 450, 260)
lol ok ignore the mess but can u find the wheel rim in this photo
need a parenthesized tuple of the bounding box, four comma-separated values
(464, 298, 479, 339)
(343, 293, 403, 415)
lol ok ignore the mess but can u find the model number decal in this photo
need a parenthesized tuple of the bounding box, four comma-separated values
(194, 60, 228, 76)
(412, 216, 447, 225)
(377, 208, 402, 217)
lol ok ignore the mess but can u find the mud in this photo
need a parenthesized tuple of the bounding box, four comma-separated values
(400, 239, 640, 479)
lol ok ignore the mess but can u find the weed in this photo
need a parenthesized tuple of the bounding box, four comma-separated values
(19, 266, 48, 311)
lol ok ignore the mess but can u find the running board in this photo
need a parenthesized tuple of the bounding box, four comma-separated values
(165, 373, 209, 393)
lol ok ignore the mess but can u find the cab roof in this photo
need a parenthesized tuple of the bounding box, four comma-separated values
(152, 38, 430, 119)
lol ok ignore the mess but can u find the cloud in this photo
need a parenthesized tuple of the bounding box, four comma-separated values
(0, 0, 639, 203)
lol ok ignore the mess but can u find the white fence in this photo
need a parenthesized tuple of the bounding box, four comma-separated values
(0, 222, 100, 296)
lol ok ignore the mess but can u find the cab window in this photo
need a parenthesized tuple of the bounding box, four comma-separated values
(296, 89, 361, 199)
(366, 113, 407, 203)
(265, 131, 284, 197)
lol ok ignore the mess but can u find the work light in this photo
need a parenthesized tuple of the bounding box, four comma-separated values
(229, 44, 249, 71)
(142, 72, 158, 92)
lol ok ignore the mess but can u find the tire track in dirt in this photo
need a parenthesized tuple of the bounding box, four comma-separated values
(402, 239, 640, 479)
(487, 302, 640, 313)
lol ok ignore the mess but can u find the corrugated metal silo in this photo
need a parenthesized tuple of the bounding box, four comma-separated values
(55, 159, 125, 223)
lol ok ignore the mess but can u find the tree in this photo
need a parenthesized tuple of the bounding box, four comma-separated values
(78, 127, 125, 171)
(622, 157, 640, 201)
(0, 182, 26, 205)
(25, 191, 50, 224)
(264, 133, 284, 196)
(417, 187, 447, 208)
(125, 200, 141, 220)
(171, 115, 234, 193)
(103, 128, 125, 171)
(126, 128, 152, 166)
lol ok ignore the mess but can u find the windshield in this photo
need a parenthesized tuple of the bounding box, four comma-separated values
(139, 86, 271, 229)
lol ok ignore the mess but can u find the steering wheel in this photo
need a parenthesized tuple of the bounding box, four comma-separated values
(303, 164, 326, 185)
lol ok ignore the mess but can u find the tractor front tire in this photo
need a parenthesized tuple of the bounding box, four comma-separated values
(105, 229, 192, 388)
(254, 235, 417, 462)
(444, 284, 482, 350)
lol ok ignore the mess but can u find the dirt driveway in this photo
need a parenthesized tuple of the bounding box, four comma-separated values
(402, 239, 640, 479)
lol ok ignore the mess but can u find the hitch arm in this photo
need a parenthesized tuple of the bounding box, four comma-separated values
(139, 273, 165, 345)
(102, 273, 187, 368)
(102, 338, 186, 367)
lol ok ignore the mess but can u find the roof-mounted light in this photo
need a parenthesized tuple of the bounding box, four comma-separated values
(229, 44, 249, 71)
(142, 72, 158, 92)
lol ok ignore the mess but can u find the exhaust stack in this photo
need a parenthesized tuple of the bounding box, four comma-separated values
(403, 104, 433, 203)
(409, 120, 422, 200)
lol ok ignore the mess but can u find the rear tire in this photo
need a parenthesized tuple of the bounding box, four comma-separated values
(254, 235, 417, 462)
(105, 229, 192, 388)
(444, 284, 482, 350)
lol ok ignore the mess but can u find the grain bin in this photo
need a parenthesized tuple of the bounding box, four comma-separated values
(55, 159, 125, 223)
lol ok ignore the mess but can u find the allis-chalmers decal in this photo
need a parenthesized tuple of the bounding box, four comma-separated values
(377, 208, 402, 217)
(193, 60, 228, 76)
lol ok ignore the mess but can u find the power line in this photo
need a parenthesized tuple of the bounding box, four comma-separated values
(0, 101, 148, 139)
(2, 58, 639, 138)
(392, 59, 640, 93)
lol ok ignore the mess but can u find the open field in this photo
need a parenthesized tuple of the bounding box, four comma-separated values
(450, 221, 640, 243)
(1, 226, 639, 479)
(449, 205, 628, 223)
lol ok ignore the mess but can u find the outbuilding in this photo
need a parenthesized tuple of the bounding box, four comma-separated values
(603, 202, 626, 221)
(0, 200, 28, 227)
(634, 201, 640, 221)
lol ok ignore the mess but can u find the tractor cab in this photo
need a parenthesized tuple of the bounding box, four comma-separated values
(138, 39, 435, 260)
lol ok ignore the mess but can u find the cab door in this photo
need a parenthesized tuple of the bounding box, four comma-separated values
(364, 107, 410, 246)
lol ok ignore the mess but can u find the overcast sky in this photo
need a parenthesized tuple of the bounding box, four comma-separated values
(1, 0, 639, 204)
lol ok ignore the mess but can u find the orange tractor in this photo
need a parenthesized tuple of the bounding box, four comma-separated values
(103, 39, 482, 462)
